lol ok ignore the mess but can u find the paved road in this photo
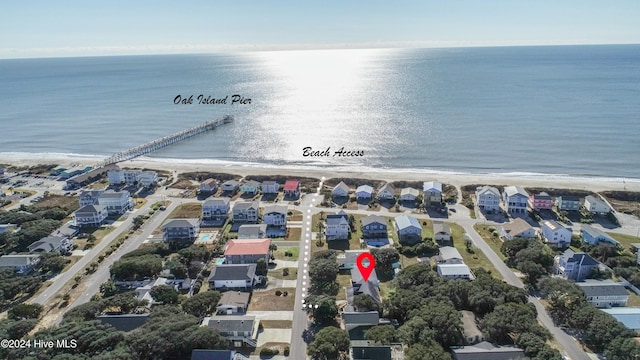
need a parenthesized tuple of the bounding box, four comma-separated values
(290, 181, 324, 360)
(462, 222, 590, 360)
(29, 199, 156, 306)
(54, 198, 182, 325)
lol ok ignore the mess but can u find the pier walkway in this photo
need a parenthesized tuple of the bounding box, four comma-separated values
(96, 115, 233, 167)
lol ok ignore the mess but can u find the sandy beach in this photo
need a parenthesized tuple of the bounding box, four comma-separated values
(3, 153, 640, 192)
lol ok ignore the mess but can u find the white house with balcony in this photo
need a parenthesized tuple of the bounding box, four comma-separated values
(541, 220, 572, 248)
(263, 205, 287, 227)
(325, 211, 349, 241)
(475, 186, 501, 213)
(202, 197, 230, 221)
(502, 186, 529, 214)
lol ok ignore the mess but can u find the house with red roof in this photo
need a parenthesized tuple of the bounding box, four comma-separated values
(283, 180, 301, 198)
(224, 239, 271, 264)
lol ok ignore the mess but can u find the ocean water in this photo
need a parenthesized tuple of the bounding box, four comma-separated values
(0, 45, 639, 178)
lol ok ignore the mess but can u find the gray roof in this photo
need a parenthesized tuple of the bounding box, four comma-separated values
(261, 180, 278, 186)
(438, 246, 462, 261)
(378, 183, 395, 193)
(560, 249, 599, 266)
(79, 189, 103, 198)
(423, 181, 442, 192)
(243, 180, 260, 187)
(601, 308, 640, 330)
(351, 345, 392, 360)
(97, 313, 149, 332)
(476, 186, 500, 197)
(209, 264, 257, 282)
(162, 218, 199, 229)
(203, 197, 230, 207)
(361, 215, 386, 227)
(585, 195, 608, 206)
(205, 315, 255, 333)
(326, 214, 349, 226)
(99, 190, 130, 199)
(438, 264, 472, 276)
(233, 200, 259, 211)
(533, 192, 552, 200)
(28, 236, 66, 252)
(217, 291, 251, 308)
(76, 204, 107, 214)
(0, 254, 40, 267)
(581, 224, 616, 242)
(333, 181, 350, 193)
(451, 342, 527, 360)
(400, 187, 419, 197)
(395, 215, 421, 231)
(433, 221, 451, 235)
(576, 280, 629, 297)
(356, 185, 374, 194)
(343, 311, 380, 326)
(264, 205, 288, 215)
(503, 186, 528, 198)
(222, 180, 240, 187)
(237, 224, 267, 237)
(558, 195, 580, 201)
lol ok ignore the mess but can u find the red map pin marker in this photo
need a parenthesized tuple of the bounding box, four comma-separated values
(356, 252, 375, 282)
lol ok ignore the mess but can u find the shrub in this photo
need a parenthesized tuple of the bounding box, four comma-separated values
(275, 290, 282, 296)
(283, 291, 288, 296)
(283, 268, 290, 276)
(259, 348, 279, 357)
(284, 346, 290, 356)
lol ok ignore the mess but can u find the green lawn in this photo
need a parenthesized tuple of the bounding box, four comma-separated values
(273, 246, 299, 261)
(421, 220, 434, 239)
(449, 223, 503, 280)
(269, 267, 298, 280)
(608, 232, 640, 251)
(473, 224, 507, 261)
(627, 291, 640, 307)
(336, 274, 352, 301)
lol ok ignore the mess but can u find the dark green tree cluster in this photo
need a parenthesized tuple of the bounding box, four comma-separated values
(538, 277, 640, 357)
(0, 269, 42, 309)
(309, 250, 339, 296)
(110, 254, 162, 280)
(181, 290, 221, 318)
(307, 326, 350, 360)
(63, 291, 147, 322)
(501, 238, 555, 286)
(370, 247, 399, 280)
(384, 265, 559, 359)
(0, 204, 77, 252)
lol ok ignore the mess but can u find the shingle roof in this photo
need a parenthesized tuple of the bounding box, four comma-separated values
(504, 186, 528, 198)
(76, 204, 107, 214)
(437, 263, 472, 276)
(378, 183, 395, 193)
(576, 280, 629, 297)
(423, 181, 442, 192)
(333, 181, 350, 193)
(476, 186, 500, 197)
(561, 249, 599, 266)
(400, 187, 419, 197)
(162, 218, 199, 229)
(243, 180, 260, 188)
(205, 315, 255, 333)
(0, 254, 40, 267)
(209, 264, 257, 281)
(97, 313, 150, 332)
(542, 220, 565, 232)
(217, 291, 251, 308)
(601, 308, 640, 330)
(233, 200, 259, 211)
(433, 221, 451, 235)
(501, 218, 534, 237)
(356, 185, 373, 194)
(264, 205, 288, 215)
(342, 311, 380, 326)
(395, 215, 420, 231)
(191, 350, 235, 360)
(283, 180, 300, 191)
(224, 239, 270, 256)
(28, 236, 66, 252)
(99, 190, 129, 199)
(581, 224, 617, 243)
(438, 246, 462, 261)
(361, 215, 386, 227)
(203, 197, 230, 207)
(451, 341, 526, 360)
(237, 224, 267, 237)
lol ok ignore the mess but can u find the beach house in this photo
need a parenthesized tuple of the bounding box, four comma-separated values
(399, 187, 420, 202)
(435, 246, 464, 264)
(221, 180, 240, 194)
(199, 178, 218, 194)
(502, 186, 529, 214)
(583, 195, 612, 214)
(79, 189, 103, 207)
(283, 179, 301, 198)
(348, 267, 381, 305)
(325, 211, 350, 241)
(0, 254, 41, 274)
(361, 215, 387, 239)
(208, 264, 258, 290)
(263, 205, 287, 227)
(138, 171, 158, 188)
(541, 220, 572, 248)
(73, 204, 109, 227)
(554, 249, 599, 281)
(240, 180, 260, 195)
(261, 180, 279, 195)
(395, 214, 422, 244)
(581, 224, 619, 247)
(576, 280, 628, 308)
(355, 185, 374, 200)
(377, 183, 395, 201)
(202, 315, 258, 348)
(224, 239, 270, 264)
(475, 186, 501, 213)
(216, 291, 251, 315)
(433, 221, 452, 246)
(232, 200, 259, 223)
(202, 197, 230, 222)
(451, 342, 526, 360)
(162, 218, 200, 241)
(98, 190, 134, 215)
(237, 224, 267, 239)
(498, 218, 536, 240)
(530, 192, 553, 210)
(332, 181, 350, 198)
(28, 236, 72, 253)
(423, 181, 442, 206)
(437, 263, 473, 280)
(556, 195, 581, 211)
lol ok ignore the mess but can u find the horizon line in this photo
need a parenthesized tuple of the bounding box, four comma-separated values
(1, 40, 639, 60)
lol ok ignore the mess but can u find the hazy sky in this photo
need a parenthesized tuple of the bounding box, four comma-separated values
(1, 0, 639, 58)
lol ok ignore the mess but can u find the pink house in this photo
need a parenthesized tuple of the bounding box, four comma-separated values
(530, 192, 553, 210)
(283, 180, 301, 198)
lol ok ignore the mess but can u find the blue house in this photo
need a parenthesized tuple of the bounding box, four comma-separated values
(581, 225, 619, 247)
